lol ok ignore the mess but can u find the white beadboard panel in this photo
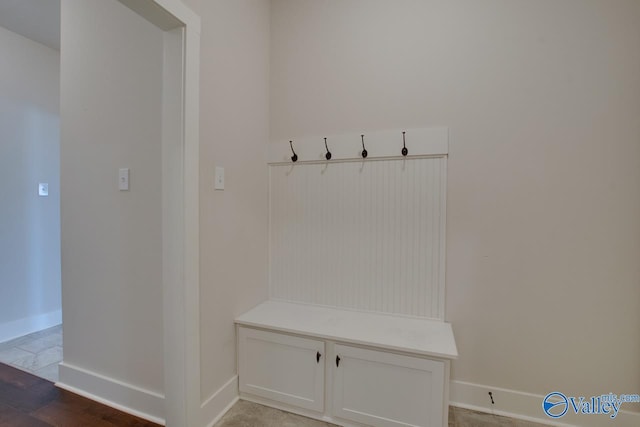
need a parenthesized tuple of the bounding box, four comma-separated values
(269, 156, 447, 320)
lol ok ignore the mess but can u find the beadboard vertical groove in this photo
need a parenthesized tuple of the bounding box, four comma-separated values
(269, 157, 447, 320)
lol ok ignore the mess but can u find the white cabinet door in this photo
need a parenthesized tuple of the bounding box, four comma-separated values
(332, 344, 444, 427)
(238, 327, 325, 412)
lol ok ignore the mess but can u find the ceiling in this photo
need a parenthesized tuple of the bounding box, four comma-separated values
(0, 0, 60, 50)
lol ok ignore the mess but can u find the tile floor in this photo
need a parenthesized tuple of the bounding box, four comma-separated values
(214, 400, 552, 427)
(0, 325, 62, 382)
(449, 407, 551, 427)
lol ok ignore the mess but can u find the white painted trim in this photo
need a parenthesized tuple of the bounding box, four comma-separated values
(0, 310, 61, 344)
(119, 0, 200, 33)
(269, 127, 448, 164)
(182, 11, 202, 427)
(160, 24, 189, 427)
(154, 0, 201, 33)
(156, 3, 202, 426)
(439, 158, 448, 321)
(450, 380, 640, 427)
(200, 376, 240, 427)
(106, 1, 201, 425)
(118, 0, 182, 30)
(442, 360, 451, 427)
(57, 362, 165, 425)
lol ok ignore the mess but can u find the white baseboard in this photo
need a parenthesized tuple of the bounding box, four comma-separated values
(201, 375, 239, 427)
(0, 310, 62, 344)
(450, 380, 640, 427)
(57, 362, 165, 425)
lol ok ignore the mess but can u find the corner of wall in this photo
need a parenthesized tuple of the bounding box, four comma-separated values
(200, 375, 239, 427)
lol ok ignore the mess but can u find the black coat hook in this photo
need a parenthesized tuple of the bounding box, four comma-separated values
(361, 134, 368, 158)
(324, 137, 332, 160)
(289, 140, 298, 162)
(401, 131, 408, 156)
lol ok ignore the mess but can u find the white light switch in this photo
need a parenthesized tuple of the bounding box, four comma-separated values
(215, 166, 225, 190)
(119, 168, 130, 191)
(38, 183, 49, 196)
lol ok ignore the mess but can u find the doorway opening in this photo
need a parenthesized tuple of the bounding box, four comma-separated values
(1, 1, 200, 423)
(0, 0, 62, 382)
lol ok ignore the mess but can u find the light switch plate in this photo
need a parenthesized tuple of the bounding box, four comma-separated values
(215, 166, 225, 190)
(38, 183, 49, 197)
(119, 168, 130, 191)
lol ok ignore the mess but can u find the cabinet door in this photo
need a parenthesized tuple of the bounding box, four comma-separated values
(332, 344, 444, 427)
(238, 327, 325, 412)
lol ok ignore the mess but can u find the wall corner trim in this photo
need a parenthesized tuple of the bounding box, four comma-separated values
(200, 375, 239, 427)
(57, 362, 165, 425)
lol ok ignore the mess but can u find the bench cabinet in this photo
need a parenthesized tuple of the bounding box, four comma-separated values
(236, 301, 457, 427)
(332, 344, 445, 427)
(238, 327, 325, 412)
(238, 326, 449, 427)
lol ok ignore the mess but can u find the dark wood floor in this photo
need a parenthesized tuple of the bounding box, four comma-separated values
(0, 363, 161, 427)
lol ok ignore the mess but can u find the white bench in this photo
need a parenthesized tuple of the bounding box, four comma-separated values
(236, 300, 457, 427)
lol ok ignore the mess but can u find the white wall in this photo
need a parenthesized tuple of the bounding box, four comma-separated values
(0, 25, 61, 342)
(60, 0, 164, 404)
(198, 0, 270, 405)
(58, 0, 270, 421)
(270, 0, 640, 418)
